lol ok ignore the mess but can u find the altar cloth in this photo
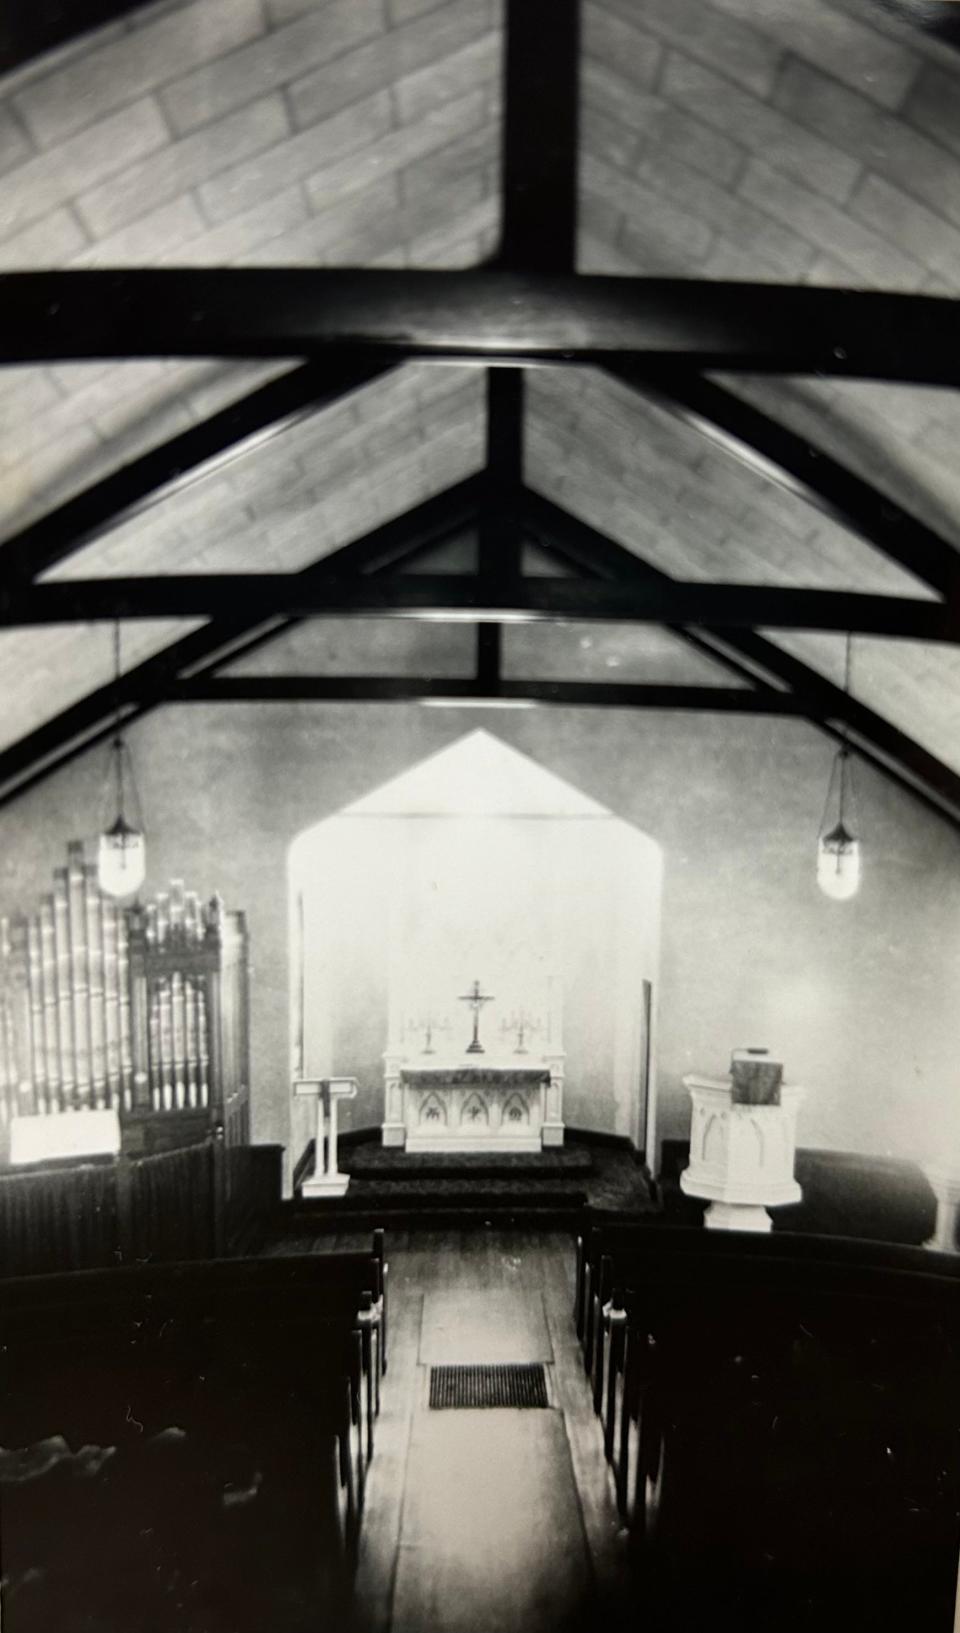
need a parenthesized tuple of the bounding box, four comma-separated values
(383, 1053, 565, 1152)
(400, 1065, 548, 1089)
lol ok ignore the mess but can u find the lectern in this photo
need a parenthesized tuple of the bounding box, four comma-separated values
(294, 1076, 357, 1197)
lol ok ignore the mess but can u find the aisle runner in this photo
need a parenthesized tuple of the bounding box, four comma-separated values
(418, 1290, 554, 1365)
(391, 1290, 592, 1633)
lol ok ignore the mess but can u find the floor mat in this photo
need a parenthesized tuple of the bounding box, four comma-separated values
(429, 1363, 549, 1409)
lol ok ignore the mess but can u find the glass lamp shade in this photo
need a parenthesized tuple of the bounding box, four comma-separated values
(98, 816, 146, 898)
(817, 821, 860, 901)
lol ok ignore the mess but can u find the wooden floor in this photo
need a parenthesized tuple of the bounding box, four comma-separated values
(325, 1229, 631, 1633)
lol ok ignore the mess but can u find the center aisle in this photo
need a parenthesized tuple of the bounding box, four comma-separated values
(350, 1230, 629, 1633)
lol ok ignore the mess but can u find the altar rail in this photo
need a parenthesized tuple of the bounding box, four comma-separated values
(0, 842, 250, 1157)
(0, 1138, 282, 1278)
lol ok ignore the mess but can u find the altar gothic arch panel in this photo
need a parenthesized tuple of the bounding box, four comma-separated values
(287, 731, 662, 1164)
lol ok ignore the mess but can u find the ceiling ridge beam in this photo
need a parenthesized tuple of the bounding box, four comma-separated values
(608, 366, 960, 600)
(2, 573, 956, 640)
(2, 271, 960, 382)
(476, 368, 526, 689)
(0, 472, 488, 808)
(521, 487, 960, 831)
(500, 0, 579, 271)
(0, 359, 395, 585)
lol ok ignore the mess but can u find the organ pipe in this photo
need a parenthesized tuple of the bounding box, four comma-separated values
(0, 845, 249, 1159)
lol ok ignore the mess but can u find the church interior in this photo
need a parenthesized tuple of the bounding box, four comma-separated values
(1, 0, 960, 1627)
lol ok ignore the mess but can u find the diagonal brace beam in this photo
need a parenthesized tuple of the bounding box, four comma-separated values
(0, 473, 487, 806)
(0, 359, 394, 584)
(609, 366, 960, 601)
(521, 487, 960, 831)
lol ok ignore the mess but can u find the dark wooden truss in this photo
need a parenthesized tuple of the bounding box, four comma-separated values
(2, 269, 959, 383)
(1, 0, 959, 832)
(2, 575, 955, 642)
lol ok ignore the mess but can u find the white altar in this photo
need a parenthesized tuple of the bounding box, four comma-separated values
(382, 1052, 565, 1152)
(382, 953, 564, 1156)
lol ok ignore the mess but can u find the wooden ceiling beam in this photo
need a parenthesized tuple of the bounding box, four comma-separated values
(0, 359, 394, 585)
(522, 487, 960, 831)
(0, 0, 154, 73)
(2, 572, 956, 641)
(0, 473, 486, 808)
(476, 368, 526, 686)
(163, 676, 802, 712)
(2, 270, 960, 383)
(610, 366, 960, 600)
(500, 0, 579, 272)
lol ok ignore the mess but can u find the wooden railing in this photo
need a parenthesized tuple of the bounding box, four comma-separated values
(0, 1138, 281, 1277)
(0, 1158, 118, 1276)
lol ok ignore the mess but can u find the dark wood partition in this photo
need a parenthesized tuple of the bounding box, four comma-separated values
(0, 1140, 282, 1276)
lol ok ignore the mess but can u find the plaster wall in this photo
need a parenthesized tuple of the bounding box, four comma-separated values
(1, 701, 958, 1185)
(289, 805, 661, 1162)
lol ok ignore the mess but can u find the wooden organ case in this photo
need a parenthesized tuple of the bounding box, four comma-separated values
(0, 842, 250, 1158)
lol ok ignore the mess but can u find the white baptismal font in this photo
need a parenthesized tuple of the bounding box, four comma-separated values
(382, 977, 565, 1152)
(681, 1049, 803, 1232)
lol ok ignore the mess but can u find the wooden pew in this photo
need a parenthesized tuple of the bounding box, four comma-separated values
(0, 1236, 387, 1633)
(576, 1228, 960, 1631)
(576, 1217, 942, 1407)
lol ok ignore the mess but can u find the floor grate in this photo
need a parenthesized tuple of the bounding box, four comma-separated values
(429, 1363, 549, 1409)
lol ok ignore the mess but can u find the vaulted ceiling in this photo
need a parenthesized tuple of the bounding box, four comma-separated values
(1, 0, 959, 829)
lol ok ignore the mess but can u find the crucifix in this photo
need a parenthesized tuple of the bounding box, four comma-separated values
(459, 978, 494, 1054)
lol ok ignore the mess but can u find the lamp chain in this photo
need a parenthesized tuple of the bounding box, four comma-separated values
(113, 621, 125, 823)
(835, 630, 848, 823)
(837, 633, 855, 830)
(818, 634, 857, 838)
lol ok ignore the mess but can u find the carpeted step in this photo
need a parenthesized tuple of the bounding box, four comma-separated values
(343, 1145, 592, 1180)
(300, 1180, 588, 1211)
(274, 1203, 589, 1232)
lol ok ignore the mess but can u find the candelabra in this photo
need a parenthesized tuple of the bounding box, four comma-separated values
(500, 1010, 542, 1055)
(404, 1012, 449, 1055)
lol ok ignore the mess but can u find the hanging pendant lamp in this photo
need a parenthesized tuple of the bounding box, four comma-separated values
(97, 623, 146, 898)
(817, 634, 860, 901)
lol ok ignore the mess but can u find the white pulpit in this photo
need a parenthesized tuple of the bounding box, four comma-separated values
(294, 1076, 357, 1197)
(681, 1072, 804, 1232)
(382, 1053, 565, 1152)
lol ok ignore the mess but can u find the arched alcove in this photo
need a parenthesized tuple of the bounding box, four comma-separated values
(288, 730, 663, 1166)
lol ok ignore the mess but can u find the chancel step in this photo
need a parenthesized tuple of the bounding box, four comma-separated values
(303, 1180, 588, 1210)
(429, 1364, 549, 1410)
(345, 1146, 592, 1180)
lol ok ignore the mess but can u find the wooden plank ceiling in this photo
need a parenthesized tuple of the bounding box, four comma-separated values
(0, 0, 958, 827)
